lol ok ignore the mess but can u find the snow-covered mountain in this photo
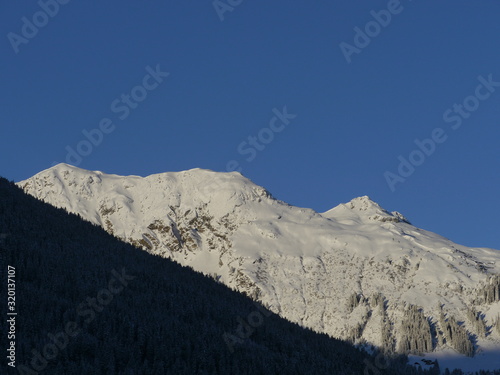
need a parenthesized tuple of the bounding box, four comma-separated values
(18, 164, 500, 370)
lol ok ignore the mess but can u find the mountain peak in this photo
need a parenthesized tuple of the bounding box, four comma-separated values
(322, 195, 409, 224)
(347, 195, 379, 209)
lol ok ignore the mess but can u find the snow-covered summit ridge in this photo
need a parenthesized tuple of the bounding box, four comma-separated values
(29, 163, 248, 184)
(17, 164, 500, 370)
(20, 163, 271, 218)
(25, 164, 404, 224)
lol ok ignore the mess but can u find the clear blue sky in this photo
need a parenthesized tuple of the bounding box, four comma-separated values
(2, 1, 500, 249)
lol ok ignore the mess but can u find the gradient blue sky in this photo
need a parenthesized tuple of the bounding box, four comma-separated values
(2, 1, 500, 249)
